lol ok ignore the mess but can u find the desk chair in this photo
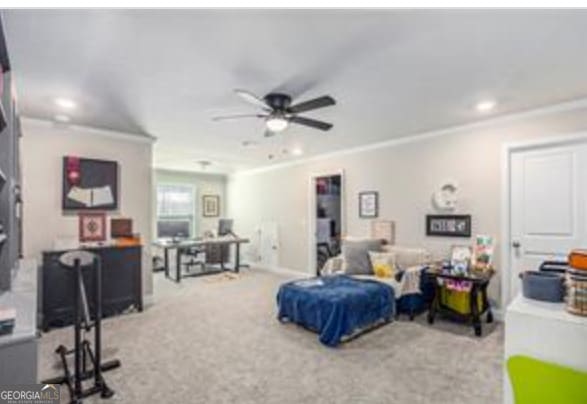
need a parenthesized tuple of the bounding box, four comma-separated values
(182, 246, 206, 273)
(204, 243, 250, 271)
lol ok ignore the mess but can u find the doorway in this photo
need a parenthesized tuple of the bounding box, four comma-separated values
(309, 172, 344, 275)
(503, 134, 587, 307)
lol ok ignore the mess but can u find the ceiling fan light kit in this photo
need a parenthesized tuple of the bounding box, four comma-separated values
(213, 89, 336, 136)
(265, 115, 288, 132)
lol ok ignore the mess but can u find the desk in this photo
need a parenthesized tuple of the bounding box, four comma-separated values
(152, 237, 249, 283)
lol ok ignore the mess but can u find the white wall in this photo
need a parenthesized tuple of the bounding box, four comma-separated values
(227, 103, 587, 307)
(21, 118, 155, 297)
(154, 169, 226, 236)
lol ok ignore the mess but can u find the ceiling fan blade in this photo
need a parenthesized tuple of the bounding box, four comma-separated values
(289, 116, 333, 131)
(212, 114, 266, 121)
(287, 95, 335, 113)
(234, 89, 271, 110)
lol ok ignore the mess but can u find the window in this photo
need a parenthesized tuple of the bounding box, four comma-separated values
(156, 184, 195, 238)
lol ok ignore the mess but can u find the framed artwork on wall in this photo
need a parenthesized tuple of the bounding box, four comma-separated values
(202, 194, 220, 217)
(79, 212, 107, 242)
(63, 156, 119, 210)
(426, 214, 471, 237)
(371, 220, 395, 245)
(359, 191, 378, 218)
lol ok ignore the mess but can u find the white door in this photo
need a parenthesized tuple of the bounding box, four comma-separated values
(259, 222, 279, 269)
(244, 222, 279, 268)
(509, 142, 587, 302)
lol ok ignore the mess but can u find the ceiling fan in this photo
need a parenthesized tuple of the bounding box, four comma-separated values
(212, 89, 336, 136)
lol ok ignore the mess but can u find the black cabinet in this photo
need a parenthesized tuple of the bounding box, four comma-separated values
(40, 245, 143, 330)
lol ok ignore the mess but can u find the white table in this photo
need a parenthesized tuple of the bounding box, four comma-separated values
(504, 294, 587, 404)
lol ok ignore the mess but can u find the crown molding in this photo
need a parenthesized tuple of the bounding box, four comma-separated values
(232, 96, 587, 177)
(154, 167, 228, 179)
(21, 116, 157, 144)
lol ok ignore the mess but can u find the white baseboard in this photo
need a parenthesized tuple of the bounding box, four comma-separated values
(254, 265, 309, 278)
(492, 308, 504, 322)
(143, 293, 155, 308)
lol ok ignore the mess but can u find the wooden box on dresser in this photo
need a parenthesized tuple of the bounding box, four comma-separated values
(40, 245, 143, 331)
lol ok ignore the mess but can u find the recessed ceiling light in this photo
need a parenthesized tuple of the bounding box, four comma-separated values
(241, 140, 258, 148)
(196, 160, 212, 170)
(291, 147, 303, 156)
(55, 97, 77, 109)
(54, 114, 70, 123)
(475, 100, 497, 113)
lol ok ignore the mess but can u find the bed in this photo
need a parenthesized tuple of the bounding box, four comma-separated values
(277, 275, 395, 347)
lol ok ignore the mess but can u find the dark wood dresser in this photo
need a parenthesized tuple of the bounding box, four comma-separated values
(40, 245, 143, 331)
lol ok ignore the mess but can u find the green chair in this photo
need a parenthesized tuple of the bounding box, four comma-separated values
(507, 355, 587, 404)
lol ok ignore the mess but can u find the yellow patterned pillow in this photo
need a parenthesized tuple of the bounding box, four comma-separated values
(373, 262, 394, 278)
(369, 251, 397, 278)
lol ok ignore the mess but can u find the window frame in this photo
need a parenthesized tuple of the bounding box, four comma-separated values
(155, 182, 197, 238)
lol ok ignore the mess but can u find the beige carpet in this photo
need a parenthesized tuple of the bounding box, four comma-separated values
(39, 269, 504, 404)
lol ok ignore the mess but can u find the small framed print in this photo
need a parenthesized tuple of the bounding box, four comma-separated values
(426, 214, 471, 237)
(79, 212, 107, 242)
(202, 194, 220, 217)
(371, 220, 395, 245)
(359, 191, 378, 218)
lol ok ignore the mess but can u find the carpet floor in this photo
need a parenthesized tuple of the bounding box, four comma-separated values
(39, 269, 504, 404)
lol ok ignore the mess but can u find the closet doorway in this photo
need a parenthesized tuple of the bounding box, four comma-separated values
(309, 171, 344, 275)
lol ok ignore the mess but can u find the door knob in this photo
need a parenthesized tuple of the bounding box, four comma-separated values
(512, 241, 521, 248)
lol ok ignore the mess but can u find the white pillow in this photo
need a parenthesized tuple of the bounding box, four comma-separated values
(382, 245, 431, 269)
(321, 255, 346, 275)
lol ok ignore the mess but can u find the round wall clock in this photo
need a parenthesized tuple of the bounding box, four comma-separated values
(432, 181, 458, 211)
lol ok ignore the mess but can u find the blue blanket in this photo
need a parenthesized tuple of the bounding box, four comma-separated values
(277, 275, 395, 347)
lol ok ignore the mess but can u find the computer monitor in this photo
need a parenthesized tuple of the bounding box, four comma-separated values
(157, 220, 191, 239)
(218, 219, 234, 237)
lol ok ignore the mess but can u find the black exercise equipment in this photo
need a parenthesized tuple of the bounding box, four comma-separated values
(42, 250, 121, 403)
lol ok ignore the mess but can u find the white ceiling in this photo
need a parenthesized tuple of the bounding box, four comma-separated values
(4, 9, 587, 173)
